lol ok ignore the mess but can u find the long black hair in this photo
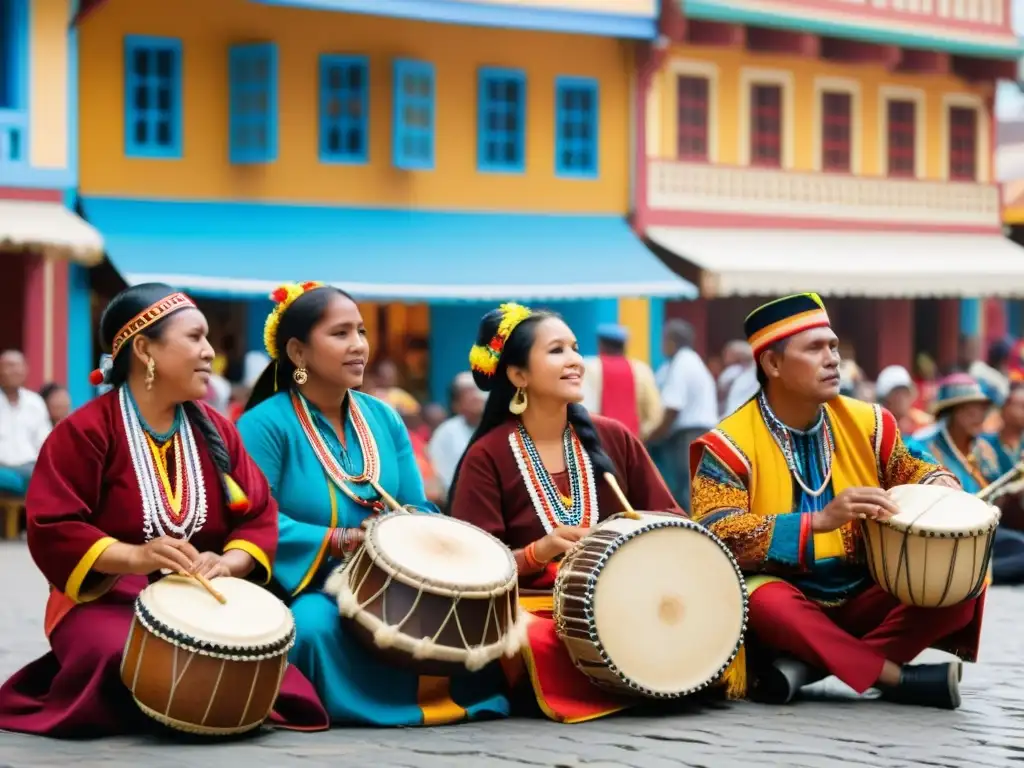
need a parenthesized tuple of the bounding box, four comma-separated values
(244, 286, 354, 413)
(98, 283, 233, 482)
(448, 307, 617, 502)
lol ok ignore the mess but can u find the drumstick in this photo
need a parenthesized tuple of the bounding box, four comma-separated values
(369, 478, 404, 513)
(188, 571, 227, 604)
(603, 473, 643, 520)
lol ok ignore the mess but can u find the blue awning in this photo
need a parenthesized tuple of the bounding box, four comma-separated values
(81, 198, 696, 303)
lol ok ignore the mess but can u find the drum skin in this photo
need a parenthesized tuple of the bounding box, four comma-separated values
(862, 484, 998, 609)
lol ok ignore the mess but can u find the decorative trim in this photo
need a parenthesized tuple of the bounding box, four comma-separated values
(667, 59, 720, 163)
(811, 76, 862, 174)
(940, 92, 990, 183)
(878, 84, 927, 179)
(738, 67, 795, 169)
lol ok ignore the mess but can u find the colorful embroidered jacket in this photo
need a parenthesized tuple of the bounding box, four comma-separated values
(973, 430, 1021, 486)
(906, 422, 987, 494)
(690, 394, 951, 603)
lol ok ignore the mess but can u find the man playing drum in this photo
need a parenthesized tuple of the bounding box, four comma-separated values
(689, 293, 985, 710)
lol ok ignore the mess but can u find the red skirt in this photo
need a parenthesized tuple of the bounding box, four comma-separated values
(0, 577, 329, 738)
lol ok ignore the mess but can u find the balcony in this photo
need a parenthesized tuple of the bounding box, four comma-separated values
(646, 160, 1002, 230)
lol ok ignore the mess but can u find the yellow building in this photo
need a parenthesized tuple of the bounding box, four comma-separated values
(75, 0, 693, 398)
(634, 2, 1024, 374)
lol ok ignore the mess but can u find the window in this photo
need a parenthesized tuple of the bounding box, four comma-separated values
(319, 55, 369, 164)
(949, 106, 977, 181)
(750, 83, 782, 167)
(886, 99, 916, 177)
(478, 67, 526, 173)
(229, 42, 277, 164)
(0, 0, 27, 166)
(676, 75, 709, 161)
(392, 59, 435, 171)
(124, 36, 183, 158)
(554, 77, 598, 178)
(821, 91, 851, 172)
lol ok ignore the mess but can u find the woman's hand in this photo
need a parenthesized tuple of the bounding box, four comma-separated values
(127, 536, 201, 576)
(191, 552, 232, 580)
(533, 526, 591, 563)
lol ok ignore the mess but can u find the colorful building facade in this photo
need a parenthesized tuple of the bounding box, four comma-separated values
(73, 0, 694, 401)
(1, 0, 102, 403)
(634, 0, 1024, 375)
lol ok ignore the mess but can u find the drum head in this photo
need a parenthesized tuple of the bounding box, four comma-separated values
(140, 575, 294, 648)
(888, 484, 999, 536)
(372, 513, 514, 589)
(592, 524, 745, 695)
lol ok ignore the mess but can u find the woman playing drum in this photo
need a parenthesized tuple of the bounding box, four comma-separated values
(447, 303, 687, 723)
(0, 284, 328, 737)
(237, 282, 509, 726)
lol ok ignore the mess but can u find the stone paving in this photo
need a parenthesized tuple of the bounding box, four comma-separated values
(0, 540, 1021, 767)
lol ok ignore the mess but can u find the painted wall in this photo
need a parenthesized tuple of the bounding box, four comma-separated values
(647, 44, 993, 182)
(78, 0, 633, 213)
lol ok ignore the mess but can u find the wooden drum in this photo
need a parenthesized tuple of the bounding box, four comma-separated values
(553, 513, 748, 699)
(862, 484, 999, 608)
(325, 511, 526, 677)
(121, 575, 296, 736)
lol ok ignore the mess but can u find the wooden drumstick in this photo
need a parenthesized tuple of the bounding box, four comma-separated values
(604, 473, 643, 520)
(188, 571, 227, 604)
(369, 478, 405, 513)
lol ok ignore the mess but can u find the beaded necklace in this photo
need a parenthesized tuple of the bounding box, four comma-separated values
(119, 387, 207, 540)
(291, 390, 384, 511)
(757, 391, 835, 498)
(509, 422, 598, 533)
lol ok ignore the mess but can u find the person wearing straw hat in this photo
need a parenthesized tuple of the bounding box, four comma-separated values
(689, 293, 983, 711)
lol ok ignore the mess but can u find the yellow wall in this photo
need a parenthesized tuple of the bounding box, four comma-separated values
(649, 44, 993, 182)
(29, 0, 69, 170)
(78, 0, 633, 212)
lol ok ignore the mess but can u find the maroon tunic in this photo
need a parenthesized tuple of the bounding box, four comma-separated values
(450, 414, 682, 722)
(0, 390, 329, 737)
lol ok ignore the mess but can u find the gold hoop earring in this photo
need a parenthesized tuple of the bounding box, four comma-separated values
(145, 358, 156, 391)
(292, 367, 308, 386)
(509, 387, 528, 415)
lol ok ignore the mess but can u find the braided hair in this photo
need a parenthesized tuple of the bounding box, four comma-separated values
(448, 307, 617, 502)
(99, 283, 243, 507)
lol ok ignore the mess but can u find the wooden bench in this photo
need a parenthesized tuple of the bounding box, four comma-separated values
(0, 497, 23, 540)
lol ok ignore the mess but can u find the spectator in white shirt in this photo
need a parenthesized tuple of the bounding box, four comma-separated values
(649, 320, 718, 511)
(0, 350, 51, 486)
(724, 363, 760, 417)
(428, 372, 486, 495)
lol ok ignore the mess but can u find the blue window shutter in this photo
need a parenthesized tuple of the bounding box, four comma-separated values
(228, 42, 278, 165)
(392, 58, 435, 171)
(477, 67, 526, 174)
(123, 35, 184, 159)
(554, 76, 599, 179)
(0, 0, 29, 166)
(319, 54, 369, 164)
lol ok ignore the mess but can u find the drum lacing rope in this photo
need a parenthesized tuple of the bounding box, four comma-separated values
(335, 547, 521, 671)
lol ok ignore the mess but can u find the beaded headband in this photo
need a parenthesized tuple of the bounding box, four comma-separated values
(263, 281, 324, 360)
(469, 302, 533, 377)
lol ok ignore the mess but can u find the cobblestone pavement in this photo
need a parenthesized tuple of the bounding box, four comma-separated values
(0, 541, 1021, 767)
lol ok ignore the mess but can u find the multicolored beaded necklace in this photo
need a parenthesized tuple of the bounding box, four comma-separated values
(509, 422, 598, 533)
(291, 390, 384, 510)
(757, 391, 835, 498)
(119, 386, 208, 541)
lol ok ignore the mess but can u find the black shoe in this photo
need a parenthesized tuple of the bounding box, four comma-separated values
(753, 657, 824, 704)
(880, 662, 961, 710)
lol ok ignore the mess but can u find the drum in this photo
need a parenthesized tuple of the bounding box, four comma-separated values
(553, 512, 748, 699)
(121, 574, 296, 736)
(862, 483, 999, 608)
(325, 511, 525, 677)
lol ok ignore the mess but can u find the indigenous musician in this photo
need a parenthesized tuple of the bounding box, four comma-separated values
(689, 294, 984, 710)
(448, 303, 682, 723)
(0, 284, 328, 737)
(237, 282, 509, 726)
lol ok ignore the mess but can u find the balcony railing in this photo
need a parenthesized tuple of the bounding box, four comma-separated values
(647, 160, 1002, 229)
(762, 0, 1008, 30)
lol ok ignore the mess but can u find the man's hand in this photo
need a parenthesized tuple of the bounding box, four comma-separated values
(812, 487, 901, 533)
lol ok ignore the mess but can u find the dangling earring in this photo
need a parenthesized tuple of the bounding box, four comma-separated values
(293, 366, 308, 386)
(509, 387, 528, 415)
(145, 358, 156, 391)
